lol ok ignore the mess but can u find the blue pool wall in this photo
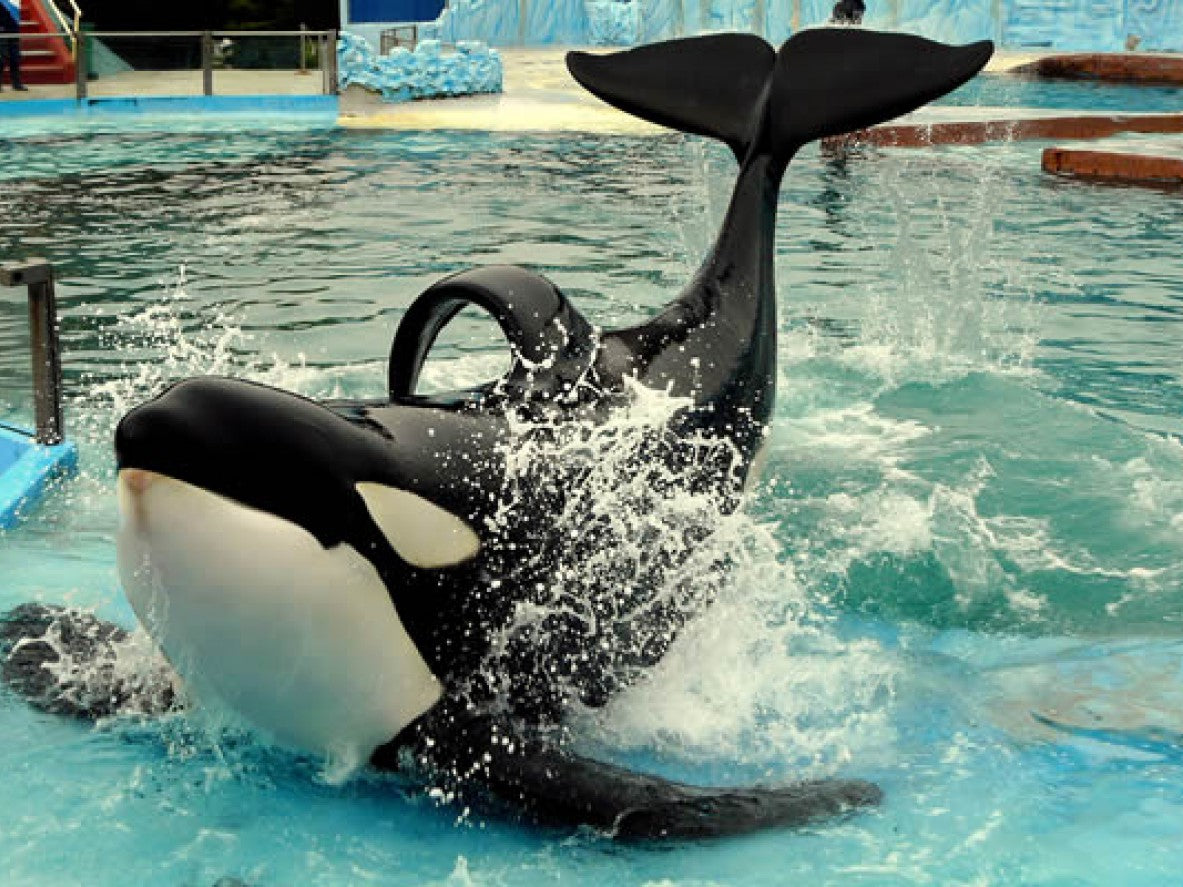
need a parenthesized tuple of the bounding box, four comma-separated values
(0, 95, 339, 129)
(0, 424, 78, 530)
(341, 0, 1183, 52)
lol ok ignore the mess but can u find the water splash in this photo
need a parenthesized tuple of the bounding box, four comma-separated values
(777, 148, 1049, 392)
(0, 604, 177, 719)
(74, 266, 247, 452)
(431, 375, 894, 775)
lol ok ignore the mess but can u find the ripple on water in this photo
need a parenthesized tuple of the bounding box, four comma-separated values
(0, 130, 1181, 884)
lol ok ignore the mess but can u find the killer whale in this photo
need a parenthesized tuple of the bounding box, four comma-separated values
(1, 29, 992, 839)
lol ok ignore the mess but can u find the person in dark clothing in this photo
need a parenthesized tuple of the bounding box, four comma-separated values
(0, 0, 27, 91)
(831, 0, 865, 25)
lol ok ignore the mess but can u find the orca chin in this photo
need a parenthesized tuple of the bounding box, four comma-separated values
(115, 468, 443, 760)
(5, 29, 993, 839)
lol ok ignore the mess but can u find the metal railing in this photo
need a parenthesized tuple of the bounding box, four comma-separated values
(2, 29, 339, 100)
(0, 260, 64, 447)
(44, 0, 83, 59)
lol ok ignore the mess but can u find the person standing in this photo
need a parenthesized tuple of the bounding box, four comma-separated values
(0, 0, 27, 92)
(830, 0, 866, 25)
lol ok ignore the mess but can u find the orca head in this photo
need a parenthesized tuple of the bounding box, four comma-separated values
(113, 376, 494, 765)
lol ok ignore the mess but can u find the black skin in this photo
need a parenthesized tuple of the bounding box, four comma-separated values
(0, 4, 26, 91)
(2, 30, 993, 839)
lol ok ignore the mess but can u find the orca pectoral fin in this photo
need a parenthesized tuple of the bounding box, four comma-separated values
(489, 742, 881, 840)
(394, 712, 881, 840)
(612, 778, 884, 840)
(1, 603, 178, 719)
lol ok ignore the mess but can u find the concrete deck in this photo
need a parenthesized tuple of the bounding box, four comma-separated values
(337, 48, 1051, 132)
(339, 48, 663, 133)
(4, 47, 1183, 170)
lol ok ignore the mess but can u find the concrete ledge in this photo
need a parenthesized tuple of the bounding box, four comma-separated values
(1011, 53, 1183, 85)
(830, 113, 1183, 149)
(1042, 147, 1183, 187)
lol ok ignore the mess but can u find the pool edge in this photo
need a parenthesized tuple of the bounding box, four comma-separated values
(0, 425, 79, 531)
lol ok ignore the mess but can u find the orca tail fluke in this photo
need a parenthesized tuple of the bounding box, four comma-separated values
(567, 29, 992, 162)
(567, 34, 777, 160)
(769, 29, 994, 159)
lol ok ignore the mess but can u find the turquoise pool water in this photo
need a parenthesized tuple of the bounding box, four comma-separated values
(940, 72, 1183, 113)
(2, 127, 1183, 885)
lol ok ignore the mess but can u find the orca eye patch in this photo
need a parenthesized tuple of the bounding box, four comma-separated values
(355, 483, 481, 569)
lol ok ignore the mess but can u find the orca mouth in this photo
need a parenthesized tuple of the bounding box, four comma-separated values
(114, 377, 353, 543)
(116, 468, 176, 532)
(120, 467, 159, 494)
(117, 468, 268, 534)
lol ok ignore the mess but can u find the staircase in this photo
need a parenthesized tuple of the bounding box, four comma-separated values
(9, 0, 76, 85)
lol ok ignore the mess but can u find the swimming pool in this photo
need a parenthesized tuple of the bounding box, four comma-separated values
(940, 72, 1183, 114)
(2, 126, 1183, 885)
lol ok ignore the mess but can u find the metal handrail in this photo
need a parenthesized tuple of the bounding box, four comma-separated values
(41, 0, 82, 59)
(3, 29, 340, 98)
(0, 260, 64, 447)
(68, 0, 82, 42)
(41, 2, 68, 42)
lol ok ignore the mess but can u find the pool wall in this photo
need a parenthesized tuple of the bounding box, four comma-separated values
(344, 0, 1183, 52)
(0, 95, 339, 124)
(0, 424, 77, 530)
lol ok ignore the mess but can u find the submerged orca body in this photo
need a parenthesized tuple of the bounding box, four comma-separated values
(2, 30, 991, 839)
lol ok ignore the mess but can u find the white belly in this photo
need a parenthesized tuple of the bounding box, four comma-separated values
(116, 470, 443, 764)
